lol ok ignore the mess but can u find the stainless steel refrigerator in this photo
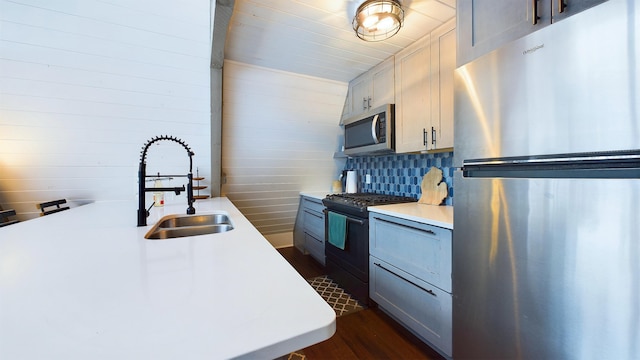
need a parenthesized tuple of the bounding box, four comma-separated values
(453, 1, 640, 359)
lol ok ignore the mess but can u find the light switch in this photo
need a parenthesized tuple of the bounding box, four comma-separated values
(365, 174, 371, 184)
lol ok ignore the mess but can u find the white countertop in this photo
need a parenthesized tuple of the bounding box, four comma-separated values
(0, 198, 335, 359)
(368, 203, 454, 229)
(299, 191, 329, 201)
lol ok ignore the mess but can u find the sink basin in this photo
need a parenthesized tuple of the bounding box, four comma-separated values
(145, 213, 234, 239)
(145, 224, 234, 239)
(157, 213, 232, 228)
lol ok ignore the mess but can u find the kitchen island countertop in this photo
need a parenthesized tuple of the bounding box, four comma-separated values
(0, 197, 335, 359)
(368, 203, 453, 229)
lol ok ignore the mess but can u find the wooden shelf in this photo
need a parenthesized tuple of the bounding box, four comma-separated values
(193, 170, 210, 199)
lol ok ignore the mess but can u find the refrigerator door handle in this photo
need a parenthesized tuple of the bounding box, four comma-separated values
(462, 150, 640, 179)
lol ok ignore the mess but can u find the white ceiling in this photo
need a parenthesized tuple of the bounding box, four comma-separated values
(224, 0, 456, 83)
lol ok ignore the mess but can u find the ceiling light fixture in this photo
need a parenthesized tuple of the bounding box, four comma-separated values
(352, 0, 404, 42)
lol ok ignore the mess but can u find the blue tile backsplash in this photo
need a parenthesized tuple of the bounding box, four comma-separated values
(344, 151, 454, 206)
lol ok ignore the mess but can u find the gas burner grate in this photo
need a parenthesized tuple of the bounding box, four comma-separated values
(325, 193, 416, 207)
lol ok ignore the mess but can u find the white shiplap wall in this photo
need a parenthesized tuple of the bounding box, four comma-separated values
(0, 0, 212, 220)
(222, 60, 346, 236)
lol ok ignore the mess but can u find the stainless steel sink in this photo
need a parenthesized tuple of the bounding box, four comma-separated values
(156, 213, 232, 228)
(145, 213, 234, 239)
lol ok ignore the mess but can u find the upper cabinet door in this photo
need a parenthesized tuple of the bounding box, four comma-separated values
(551, 0, 609, 23)
(346, 56, 395, 118)
(394, 19, 457, 154)
(394, 34, 431, 154)
(430, 20, 456, 150)
(457, 0, 549, 66)
(350, 73, 372, 116)
(370, 59, 395, 109)
(457, 0, 609, 66)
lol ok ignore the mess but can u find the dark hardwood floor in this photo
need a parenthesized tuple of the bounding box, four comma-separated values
(278, 246, 326, 280)
(277, 246, 445, 360)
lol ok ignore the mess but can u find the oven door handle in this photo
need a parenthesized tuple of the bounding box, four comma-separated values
(323, 210, 366, 225)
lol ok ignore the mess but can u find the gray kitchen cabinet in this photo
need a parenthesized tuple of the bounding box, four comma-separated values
(457, 0, 609, 66)
(395, 19, 455, 153)
(549, 0, 608, 22)
(345, 56, 395, 119)
(429, 20, 456, 150)
(301, 196, 326, 265)
(369, 212, 452, 357)
(394, 32, 431, 153)
(293, 197, 306, 253)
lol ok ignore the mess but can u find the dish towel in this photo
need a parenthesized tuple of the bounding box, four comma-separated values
(328, 212, 347, 250)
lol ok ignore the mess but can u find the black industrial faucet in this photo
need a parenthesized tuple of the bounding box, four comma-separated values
(137, 135, 196, 226)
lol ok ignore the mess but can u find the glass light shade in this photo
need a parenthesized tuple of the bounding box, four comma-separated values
(353, 0, 404, 42)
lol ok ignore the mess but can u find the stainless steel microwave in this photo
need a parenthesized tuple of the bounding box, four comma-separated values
(343, 104, 395, 156)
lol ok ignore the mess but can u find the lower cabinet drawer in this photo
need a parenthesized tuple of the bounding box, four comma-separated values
(302, 198, 324, 213)
(370, 213, 452, 292)
(305, 232, 325, 265)
(369, 256, 452, 357)
(303, 209, 324, 239)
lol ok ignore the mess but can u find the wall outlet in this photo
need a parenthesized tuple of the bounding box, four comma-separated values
(365, 174, 371, 184)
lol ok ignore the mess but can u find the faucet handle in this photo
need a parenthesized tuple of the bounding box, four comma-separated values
(146, 202, 155, 217)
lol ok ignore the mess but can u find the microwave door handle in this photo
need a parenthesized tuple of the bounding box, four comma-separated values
(371, 114, 380, 144)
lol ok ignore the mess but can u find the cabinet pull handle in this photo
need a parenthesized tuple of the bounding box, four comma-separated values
(423, 128, 427, 146)
(374, 216, 437, 235)
(374, 262, 437, 297)
(304, 231, 323, 243)
(367, 96, 371, 109)
(363, 97, 367, 111)
(304, 210, 322, 219)
(558, 0, 566, 13)
(431, 126, 436, 145)
(532, 0, 539, 25)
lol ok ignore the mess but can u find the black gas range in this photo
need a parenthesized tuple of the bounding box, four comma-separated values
(322, 193, 417, 305)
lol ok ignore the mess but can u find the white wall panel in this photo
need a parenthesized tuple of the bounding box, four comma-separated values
(0, 0, 211, 221)
(0, 60, 209, 100)
(222, 61, 347, 235)
(2, 0, 209, 46)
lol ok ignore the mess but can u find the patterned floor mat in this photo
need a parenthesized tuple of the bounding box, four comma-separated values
(307, 275, 365, 317)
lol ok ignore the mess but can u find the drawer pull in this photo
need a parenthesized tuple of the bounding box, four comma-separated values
(305, 232, 323, 243)
(374, 217, 437, 235)
(304, 210, 323, 219)
(374, 262, 437, 297)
